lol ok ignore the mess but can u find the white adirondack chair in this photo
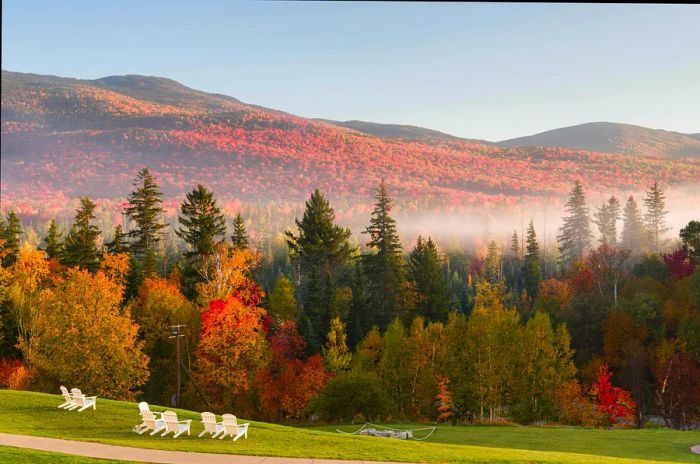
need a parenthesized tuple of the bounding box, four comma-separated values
(161, 411, 192, 438)
(58, 386, 76, 409)
(70, 388, 97, 412)
(133, 402, 165, 433)
(199, 412, 224, 438)
(219, 414, 249, 441)
(138, 410, 166, 435)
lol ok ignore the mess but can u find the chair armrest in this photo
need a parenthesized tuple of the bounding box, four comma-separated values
(179, 420, 192, 425)
(85, 396, 98, 400)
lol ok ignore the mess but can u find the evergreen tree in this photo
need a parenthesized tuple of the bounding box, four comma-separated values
(231, 213, 249, 250)
(176, 184, 226, 259)
(621, 195, 647, 253)
(363, 180, 406, 330)
(557, 181, 592, 268)
(285, 189, 353, 350)
(593, 196, 621, 248)
(347, 258, 370, 348)
(0, 210, 22, 266)
(105, 224, 129, 254)
(643, 181, 670, 253)
(523, 219, 542, 298)
(124, 168, 166, 275)
(485, 240, 501, 283)
(63, 197, 101, 272)
(679, 220, 700, 264)
(42, 219, 65, 260)
(511, 231, 520, 259)
(408, 236, 450, 322)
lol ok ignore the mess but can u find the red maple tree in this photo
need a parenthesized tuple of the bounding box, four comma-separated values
(591, 364, 636, 428)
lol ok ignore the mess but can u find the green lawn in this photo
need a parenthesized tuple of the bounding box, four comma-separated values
(0, 446, 132, 463)
(1, 389, 698, 464)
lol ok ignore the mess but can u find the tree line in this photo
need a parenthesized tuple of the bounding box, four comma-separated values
(0, 171, 698, 429)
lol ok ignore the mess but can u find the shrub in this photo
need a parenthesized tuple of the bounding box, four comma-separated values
(308, 371, 389, 422)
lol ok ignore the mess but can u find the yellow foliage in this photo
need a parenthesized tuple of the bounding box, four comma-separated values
(24, 267, 149, 400)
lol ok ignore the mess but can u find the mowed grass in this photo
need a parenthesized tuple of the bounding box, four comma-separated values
(313, 423, 700, 463)
(0, 446, 133, 463)
(0, 390, 697, 464)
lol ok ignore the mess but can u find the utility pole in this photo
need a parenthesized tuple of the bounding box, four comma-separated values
(169, 324, 186, 408)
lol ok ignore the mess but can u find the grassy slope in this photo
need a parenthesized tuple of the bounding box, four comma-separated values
(0, 390, 698, 464)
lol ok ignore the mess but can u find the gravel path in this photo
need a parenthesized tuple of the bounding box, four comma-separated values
(690, 444, 700, 455)
(0, 433, 414, 464)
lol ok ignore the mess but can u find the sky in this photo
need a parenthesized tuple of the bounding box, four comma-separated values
(2, 1, 699, 141)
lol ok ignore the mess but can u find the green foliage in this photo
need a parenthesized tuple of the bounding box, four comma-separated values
(62, 197, 101, 273)
(105, 224, 129, 254)
(643, 181, 670, 253)
(557, 181, 592, 268)
(286, 189, 353, 350)
(593, 196, 621, 248)
(231, 212, 249, 250)
(523, 220, 542, 298)
(484, 240, 501, 283)
(309, 371, 388, 422)
(176, 184, 226, 259)
(41, 219, 65, 260)
(408, 236, 450, 322)
(679, 220, 700, 264)
(621, 196, 647, 253)
(0, 210, 22, 266)
(124, 168, 167, 275)
(363, 180, 406, 329)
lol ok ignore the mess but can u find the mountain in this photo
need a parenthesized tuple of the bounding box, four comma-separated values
(314, 119, 485, 143)
(2, 70, 699, 222)
(498, 122, 700, 158)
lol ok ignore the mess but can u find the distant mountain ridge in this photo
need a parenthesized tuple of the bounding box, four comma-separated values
(2, 70, 699, 221)
(497, 122, 700, 158)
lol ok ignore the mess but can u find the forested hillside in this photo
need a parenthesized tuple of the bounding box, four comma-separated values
(3, 70, 699, 222)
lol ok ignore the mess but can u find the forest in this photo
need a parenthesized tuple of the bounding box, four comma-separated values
(0, 169, 699, 431)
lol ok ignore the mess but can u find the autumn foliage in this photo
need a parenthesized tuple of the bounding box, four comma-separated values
(591, 365, 636, 428)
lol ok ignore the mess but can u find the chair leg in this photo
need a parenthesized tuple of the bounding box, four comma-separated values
(138, 427, 149, 435)
(198, 430, 206, 437)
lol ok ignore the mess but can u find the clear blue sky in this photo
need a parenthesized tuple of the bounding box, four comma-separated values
(3, 1, 699, 140)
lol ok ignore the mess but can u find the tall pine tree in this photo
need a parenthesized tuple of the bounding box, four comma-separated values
(643, 181, 670, 253)
(285, 189, 353, 350)
(408, 236, 450, 322)
(105, 224, 129, 254)
(176, 184, 226, 259)
(621, 195, 647, 253)
(231, 213, 249, 250)
(522, 219, 542, 298)
(124, 168, 166, 275)
(363, 180, 406, 330)
(0, 210, 22, 266)
(593, 196, 621, 248)
(42, 219, 65, 260)
(557, 181, 592, 268)
(63, 197, 101, 272)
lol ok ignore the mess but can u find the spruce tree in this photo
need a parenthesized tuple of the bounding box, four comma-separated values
(643, 181, 670, 253)
(1, 210, 22, 266)
(285, 189, 353, 350)
(42, 219, 65, 260)
(362, 180, 405, 330)
(408, 236, 450, 321)
(231, 213, 249, 250)
(557, 181, 592, 268)
(485, 240, 501, 283)
(621, 195, 647, 253)
(679, 220, 700, 264)
(105, 224, 129, 254)
(63, 197, 101, 272)
(124, 168, 166, 275)
(176, 184, 227, 259)
(522, 220, 542, 298)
